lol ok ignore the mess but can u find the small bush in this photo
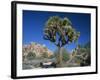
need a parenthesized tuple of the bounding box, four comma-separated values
(62, 48, 70, 62)
(27, 52, 36, 60)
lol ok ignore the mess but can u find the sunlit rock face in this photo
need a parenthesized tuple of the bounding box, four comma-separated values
(22, 42, 53, 58)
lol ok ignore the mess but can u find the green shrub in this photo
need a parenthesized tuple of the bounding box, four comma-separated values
(27, 52, 36, 60)
(54, 48, 70, 62)
(62, 48, 70, 62)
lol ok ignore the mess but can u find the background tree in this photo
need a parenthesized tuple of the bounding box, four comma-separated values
(78, 42, 91, 66)
(67, 42, 91, 66)
(43, 16, 80, 67)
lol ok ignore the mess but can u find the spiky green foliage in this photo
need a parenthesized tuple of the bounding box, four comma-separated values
(43, 16, 80, 47)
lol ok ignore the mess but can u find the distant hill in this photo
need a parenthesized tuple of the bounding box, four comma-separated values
(22, 42, 53, 59)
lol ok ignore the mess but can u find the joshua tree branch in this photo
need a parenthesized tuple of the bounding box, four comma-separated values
(61, 38, 69, 47)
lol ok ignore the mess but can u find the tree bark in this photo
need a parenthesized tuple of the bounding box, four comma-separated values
(57, 47, 63, 67)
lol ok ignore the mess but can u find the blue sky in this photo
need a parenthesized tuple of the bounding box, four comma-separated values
(23, 10, 91, 52)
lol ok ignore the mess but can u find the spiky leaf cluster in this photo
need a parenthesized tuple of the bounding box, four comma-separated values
(43, 16, 80, 47)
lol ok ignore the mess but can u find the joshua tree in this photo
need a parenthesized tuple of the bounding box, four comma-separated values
(43, 16, 80, 67)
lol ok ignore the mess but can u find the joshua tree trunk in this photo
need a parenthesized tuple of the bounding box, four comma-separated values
(57, 47, 63, 67)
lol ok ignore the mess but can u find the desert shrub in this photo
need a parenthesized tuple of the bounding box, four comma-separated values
(27, 52, 36, 60)
(75, 42, 91, 66)
(54, 48, 70, 62)
(42, 52, 48, 58)
(62, 48, 70, 62)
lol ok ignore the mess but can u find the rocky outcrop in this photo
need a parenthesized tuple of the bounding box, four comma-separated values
(22, 42, 53, 58)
